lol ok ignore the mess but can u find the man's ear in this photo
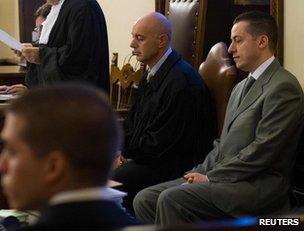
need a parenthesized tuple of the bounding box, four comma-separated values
(43, 151, 69, 184)
(258, 35, 269, 49)
(158, 34, 169, 49)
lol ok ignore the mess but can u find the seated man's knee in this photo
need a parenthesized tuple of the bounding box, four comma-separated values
(157, 187, 181, 207)
(133, 188, 154, 212)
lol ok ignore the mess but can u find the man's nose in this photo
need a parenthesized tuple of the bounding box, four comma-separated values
(228, 43, 235, 54)
(130, 39, 137, 48)
(130, 38, 138, 48)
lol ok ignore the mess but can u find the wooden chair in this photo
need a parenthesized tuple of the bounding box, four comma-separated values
(164, 0, 207, 69)
(199, 42, 237, 135)
(161, 0, 232, 69)
(110, 53, 145, 118)
(158, 0, 283, 66)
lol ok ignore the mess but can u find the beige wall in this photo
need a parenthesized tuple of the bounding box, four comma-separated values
(284, 0, 304, 88)
(98, 0, 154, 67)
(0, 0, 19, 59)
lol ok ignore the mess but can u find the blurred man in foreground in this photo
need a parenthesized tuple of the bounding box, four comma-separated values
(0, 84, 137, 230)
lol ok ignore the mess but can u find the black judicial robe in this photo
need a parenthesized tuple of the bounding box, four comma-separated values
(123, 51, 217, 178)
(26, 0, 109, 92)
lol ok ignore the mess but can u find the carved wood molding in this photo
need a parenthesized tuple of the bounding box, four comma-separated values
(234, 0, 269, 5)
(110, 53, 145, 110)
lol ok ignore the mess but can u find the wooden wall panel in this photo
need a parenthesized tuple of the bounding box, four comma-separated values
(18, 0, 45, 43)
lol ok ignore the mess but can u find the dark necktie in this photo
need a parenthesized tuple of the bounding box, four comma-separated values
(240, 76, 255, 101)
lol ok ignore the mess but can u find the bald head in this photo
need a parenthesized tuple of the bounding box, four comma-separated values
(130, 12, 172, 68)
(136, 12, 172, 41)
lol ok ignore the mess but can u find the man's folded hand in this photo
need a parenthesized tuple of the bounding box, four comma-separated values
(183, 172, 209, 184)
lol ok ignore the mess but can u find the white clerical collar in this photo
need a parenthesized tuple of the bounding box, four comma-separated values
(39, 0, 65, 44)
(149, 47, 172, 76)
(250, 56, 275, 80)
(49, 187, 127, 205)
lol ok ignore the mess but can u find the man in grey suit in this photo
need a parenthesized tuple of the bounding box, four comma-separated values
(133, 11, 304, 225)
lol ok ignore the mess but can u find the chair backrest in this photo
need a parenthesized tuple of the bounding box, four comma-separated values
(199, 42, 236, 135)
(110, 53, 145, 116)
(165, 0, 207, 69)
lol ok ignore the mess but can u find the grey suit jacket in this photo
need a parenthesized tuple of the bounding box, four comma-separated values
(193, 59, 304, 216)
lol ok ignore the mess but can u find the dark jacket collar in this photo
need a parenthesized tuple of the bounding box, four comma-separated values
(148, 50, 181, 91)
(35, 200, 138, 228)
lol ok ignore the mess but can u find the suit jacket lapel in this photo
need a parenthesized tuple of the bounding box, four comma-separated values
(227, 59, 281, 132)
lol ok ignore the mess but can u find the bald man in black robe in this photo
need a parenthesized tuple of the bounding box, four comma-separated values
(113, 12, 216, 213)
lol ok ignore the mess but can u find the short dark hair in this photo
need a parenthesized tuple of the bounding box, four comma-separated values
(234, 11, 278, 52)
(35, 3, 52, 19)
(7, 84, 122, 186)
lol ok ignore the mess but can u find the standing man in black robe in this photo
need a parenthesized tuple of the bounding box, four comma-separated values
(0, 3, 52, 95)
(113, 12, 216, 212)
(5, 0, 109, 94)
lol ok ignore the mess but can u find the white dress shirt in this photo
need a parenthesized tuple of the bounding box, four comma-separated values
(39, 0, 65, 44)
(250, 56, 275, 80)
(49, 187, 127, 206)
(149, 47, 173, 75)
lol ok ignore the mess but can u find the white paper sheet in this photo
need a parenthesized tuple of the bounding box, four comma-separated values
(0, 94, 17, 101)
(0, 28, 23, 51)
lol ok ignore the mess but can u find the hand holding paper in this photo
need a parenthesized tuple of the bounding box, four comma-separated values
(0, 29, 38, 63)
(22, 46, 41, 64)
(0, 28, 23, 51)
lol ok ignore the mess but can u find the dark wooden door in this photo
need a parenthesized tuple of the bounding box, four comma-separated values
(18, 0, 45, 43)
